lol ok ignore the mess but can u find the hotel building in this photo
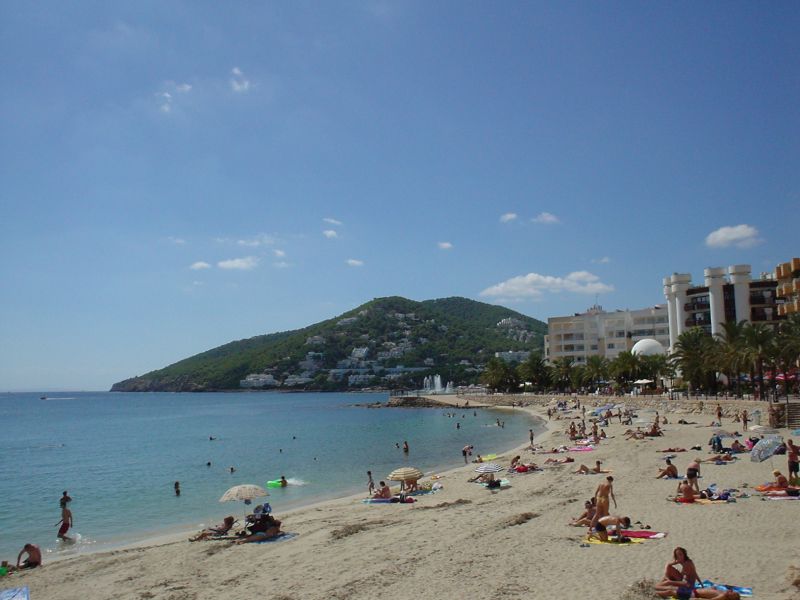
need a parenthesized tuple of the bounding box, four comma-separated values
(662, 264, 782, 350)
(775, 257, 800, 317)
(545, 304, 669, 365)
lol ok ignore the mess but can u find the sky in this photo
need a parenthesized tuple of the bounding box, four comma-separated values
(1, 2, 798, 391)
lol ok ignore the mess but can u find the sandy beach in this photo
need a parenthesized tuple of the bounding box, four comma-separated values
(5, 399, 799, 600)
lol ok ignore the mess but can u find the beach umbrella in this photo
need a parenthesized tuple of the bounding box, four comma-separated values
(474, 463, 503, 473)
(388, 467, 423, 482)
(219, 484, 269, 519)
(713, 430, 737, 439)
(750, 438, 782, 463)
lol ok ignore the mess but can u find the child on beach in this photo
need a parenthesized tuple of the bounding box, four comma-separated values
(367, 471, 375, 495)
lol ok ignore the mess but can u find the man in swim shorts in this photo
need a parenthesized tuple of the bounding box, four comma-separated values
(56, 503, 73, 539)
(16, 544, 41, 570)
(786, 439, 798, 484)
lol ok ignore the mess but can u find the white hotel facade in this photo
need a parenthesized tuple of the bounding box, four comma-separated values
(545, 304, 669, 364)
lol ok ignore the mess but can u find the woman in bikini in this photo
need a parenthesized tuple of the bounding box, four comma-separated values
(655, 547, 702, 597)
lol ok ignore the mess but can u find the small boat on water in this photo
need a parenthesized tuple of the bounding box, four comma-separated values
(40, 396, 47, 400)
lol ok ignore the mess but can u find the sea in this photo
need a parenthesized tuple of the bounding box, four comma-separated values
(0, 391, 543, 560)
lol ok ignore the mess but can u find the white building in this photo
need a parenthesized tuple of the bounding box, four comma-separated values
(494, 350, 531, 364)
(545, 304, 669, 365)
(663, 264, 781, 350)
(240, 373, 279, 388)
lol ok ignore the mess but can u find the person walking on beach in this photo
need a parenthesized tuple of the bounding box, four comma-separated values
(591, 476, 617, 527)
(56, 503, 73, 540)
(529, 429, 534, 448)
(716, 404, 723, 424)
(367, 471, 375, 495)
(741, 409, 748, 431)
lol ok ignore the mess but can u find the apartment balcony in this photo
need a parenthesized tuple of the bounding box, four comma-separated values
(751, 308, 776, 322)
(684, 301, 710, 311)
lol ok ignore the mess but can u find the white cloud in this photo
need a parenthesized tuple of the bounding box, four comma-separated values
(237, 234, 275, 247)
(323, 230, 338, 239)
(705, 224, 762, 249)
(499, 212, 517, 223)
(230, 67, 251, 93)
(192, 280, 204, 286)
(175, 83, 192, 93)
(218, 256, 259, 270)
(480, 270, 614, 300)
(346, 259, 364, 267)
(323, 217, 342, 225)
(273, 261, 290, 269)
(532, 212, 560, 224)
(438, 241, 453, 250)
(189, 261, 211, 270)
(273, 249, 286, 257)
(591, 256, 611, 264)
(168, 236, 186, 245)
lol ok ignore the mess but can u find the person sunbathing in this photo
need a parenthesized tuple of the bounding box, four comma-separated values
(405, 479, 419, 493)
(673, 479, 700, 503)
(544, 456, 574, 465)
(235, 514, 282, 544)
(190, 516, 236, 541)
(646, 423, 663, 437)
(574, 460, 610, 474)
(656, 459, 679, 479)
(701, 453, 735, 463)
(570, 500, 596, 526)
(655, 546, 702, 598)
(372, 481, 392, 499)
(660, 447, 687, 452)
(587, 514, 631, 542)
(730, 440, 746, 453)
(771, 470, 789, 489)
(624, 428, 645, 440)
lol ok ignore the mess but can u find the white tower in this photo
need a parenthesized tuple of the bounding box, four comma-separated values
(670, 273, 692, 338)
(663, 277, 678, 350)
(704, 267, 727, 337)
(728, 265, 751, 324)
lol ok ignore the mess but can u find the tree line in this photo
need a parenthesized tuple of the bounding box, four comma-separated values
(481, 314, 800, 399)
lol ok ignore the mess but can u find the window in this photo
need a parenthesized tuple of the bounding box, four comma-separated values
(590, 344, 598, 350)
(607, 343, 615, 349)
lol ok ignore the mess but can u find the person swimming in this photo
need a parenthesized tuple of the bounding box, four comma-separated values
(280, 476, 288, 487)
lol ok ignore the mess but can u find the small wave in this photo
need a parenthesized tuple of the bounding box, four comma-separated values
(42, 397, 78, 401)
(286, 477, 307, 486)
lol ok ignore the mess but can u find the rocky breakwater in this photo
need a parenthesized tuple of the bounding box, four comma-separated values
(386, 396, 453, 408)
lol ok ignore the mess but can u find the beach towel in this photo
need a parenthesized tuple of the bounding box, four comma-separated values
(764, 495, 800, 500)
(584, 537, 643, 545)
(362, 497, 416, 504)
(698, 580, 753, 597)
(0, 588, 29, 600)
(253, 532, 298, 544)
(568, 446, 595, 452)
(479, 479, 511, 488)
(620, 530, 667, 539)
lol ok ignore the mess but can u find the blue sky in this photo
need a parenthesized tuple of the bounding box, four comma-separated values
(1, 2, 798, 391)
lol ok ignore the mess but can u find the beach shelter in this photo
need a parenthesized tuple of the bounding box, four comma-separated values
(750, 437, 782, 463)
(474, 463, 503, 474)
(388, 467, 423, 482)
(219, 484, 269, 519)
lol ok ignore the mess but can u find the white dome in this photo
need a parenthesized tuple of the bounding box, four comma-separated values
(631, 338, 666, 356)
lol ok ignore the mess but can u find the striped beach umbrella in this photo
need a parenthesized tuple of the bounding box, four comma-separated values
(388, 467, 423, 482)
(474, 463, 503, 473)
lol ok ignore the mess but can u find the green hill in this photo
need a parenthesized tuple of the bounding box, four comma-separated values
(110, 296, 547, 392)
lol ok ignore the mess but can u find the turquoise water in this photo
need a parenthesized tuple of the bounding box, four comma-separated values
(0, 392, 542, 559)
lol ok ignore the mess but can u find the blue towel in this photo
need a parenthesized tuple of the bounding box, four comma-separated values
(698, 580, 753, 596)
(253, 532, 298, 544)
(0, 588, 30, 600)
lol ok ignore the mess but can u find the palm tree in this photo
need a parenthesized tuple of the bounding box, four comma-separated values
(517, 352, 551, 391)
(775, 314, 800, 397)
(609, 351, 639, 390)
(672, 328, 714, 392)
(639, 354, 668, 389)
(550, 357, 575, 392)
(583, 355, 609, 390)
(742, 323, 775, 400)
(714, 320, 748, 397)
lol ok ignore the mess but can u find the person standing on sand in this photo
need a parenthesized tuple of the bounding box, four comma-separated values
(56, 503, 73, 539)
(529, 429, 534, 447)
(367, 471, 375, 495)
(787, 439, 799, 484)
(591, 476, 617, 527)
(716, 404, 723, 424)
(741, 409, 748, 431)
